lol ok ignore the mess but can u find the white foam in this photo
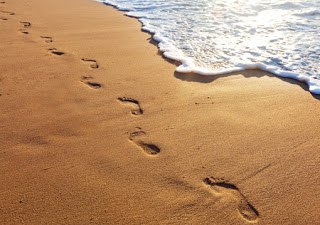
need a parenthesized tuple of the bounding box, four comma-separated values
(99, 0, 320, 95)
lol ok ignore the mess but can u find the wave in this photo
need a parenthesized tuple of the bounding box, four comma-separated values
(99, 0, 320, 94)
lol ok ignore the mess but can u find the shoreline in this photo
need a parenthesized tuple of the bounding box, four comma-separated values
(102, 1, 320, 96)
(1, 0, 320, 224)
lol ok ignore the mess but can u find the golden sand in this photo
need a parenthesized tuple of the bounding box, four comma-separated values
(1, 0, 319, 224)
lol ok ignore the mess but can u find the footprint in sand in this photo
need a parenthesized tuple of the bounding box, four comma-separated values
(19, 21, 31, 34)
(203, 177, 259, 223)
(20, 21, 31, 28)
(118, 97, 143, 116)
(80, 75, 102, 89)
(20, 30, 29, 34)
(48, 48, 65, 56)
(0, 1, 5, 3)
(0, 10, 14, 15)
(0, 17, 7, 21)
(41, 36, 53, 43)
(128, 128, 160, 156)
(81, 58, 99, 69)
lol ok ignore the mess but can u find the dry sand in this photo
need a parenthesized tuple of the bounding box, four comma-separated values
(0, 0, 320, 224)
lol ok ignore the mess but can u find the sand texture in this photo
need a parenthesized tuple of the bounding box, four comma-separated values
(0, 0, 320, 224)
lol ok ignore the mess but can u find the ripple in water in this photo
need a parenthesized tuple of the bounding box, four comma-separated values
(99, 0, 320, 94)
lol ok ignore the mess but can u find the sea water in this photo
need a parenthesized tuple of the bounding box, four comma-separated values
(99, 0, 320, 94)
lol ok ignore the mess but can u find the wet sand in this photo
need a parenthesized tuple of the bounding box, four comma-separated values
(0, 0, 320, 224)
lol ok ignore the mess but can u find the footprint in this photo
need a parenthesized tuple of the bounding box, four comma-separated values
(80, 75, 102, 89)
(41, 36, 53, 43)
(20, 21, 31, 28)
(0, 10, 14, 15)
(203, 177, 259, 223)
(128, 128, 160, 155)
(118, 97, 143, 116)
(0, 1, 5, 3)
(48, 48, 65, 56)
(81, 58, 99, 69)
(0, 17, 7, 21)
(19, 22, 31, 34)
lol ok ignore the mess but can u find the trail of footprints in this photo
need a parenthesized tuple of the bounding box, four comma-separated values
(1, 8, 260, 223)
(117, 96, 259, 222)
(0, 10, 102, 88)
(117, 96, 160, 155)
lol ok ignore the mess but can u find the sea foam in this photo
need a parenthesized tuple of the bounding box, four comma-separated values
(98, 0, 320, 94)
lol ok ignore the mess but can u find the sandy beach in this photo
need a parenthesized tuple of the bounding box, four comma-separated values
(1, 0, 320, 224)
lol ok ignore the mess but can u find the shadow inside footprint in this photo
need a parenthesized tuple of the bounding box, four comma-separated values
(20, 30, 29, 34)
(1, 10, 14, 15)
(80, 76, 102, 89)
(41, 36, 53, 43)
(0, 17, 7, 20)
(86, 82, 102, 89)
(20, 21, 31, 28)
(118, 97, 143, 115)
(135, 141, 160, 155)
(203, 177, 259, 223)
(81, 58, 99, 69)
(238, 199, 259, 222)
(49, 48, 64, 56)
(129, 128, 160, 156)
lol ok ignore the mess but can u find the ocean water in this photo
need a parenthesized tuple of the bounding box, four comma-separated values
(99, 0, 320, 94)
